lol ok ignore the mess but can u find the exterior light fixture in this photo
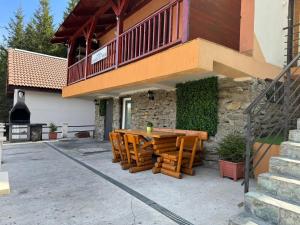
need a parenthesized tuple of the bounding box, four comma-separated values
(94, 99, 100, 105)
(147, 91, 154, 100)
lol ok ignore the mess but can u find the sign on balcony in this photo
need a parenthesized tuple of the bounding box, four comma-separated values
(91, 47, 107, 64)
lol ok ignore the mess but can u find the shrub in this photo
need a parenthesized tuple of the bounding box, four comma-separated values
(147, 121, 153, 127)
(217, 133, 246, 163)
(49, 123, 57, 132)
(176, 77, 218, 136)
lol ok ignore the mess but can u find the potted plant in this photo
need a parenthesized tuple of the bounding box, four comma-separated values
(146, 121, 153, 133)
(217, 133, 246, 181)
(49, 123, 58, 140)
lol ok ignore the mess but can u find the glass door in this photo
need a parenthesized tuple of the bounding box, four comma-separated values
(122, 98, 132, 129)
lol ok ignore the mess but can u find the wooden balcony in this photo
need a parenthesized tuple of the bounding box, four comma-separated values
(67, 0, 184, 85)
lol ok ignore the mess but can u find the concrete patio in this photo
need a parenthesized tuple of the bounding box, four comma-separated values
(0, 139, 254, 225)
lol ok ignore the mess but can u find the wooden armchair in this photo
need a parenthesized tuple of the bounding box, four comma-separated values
(157, 136, 199, 179)
(124, 134, 154, 173)
(109, 132, 130, 170)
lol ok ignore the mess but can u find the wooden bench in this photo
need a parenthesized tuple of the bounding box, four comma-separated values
(152, 128, 208, 169)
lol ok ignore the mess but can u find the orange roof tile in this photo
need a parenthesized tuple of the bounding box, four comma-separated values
(8, 48, 67, 90)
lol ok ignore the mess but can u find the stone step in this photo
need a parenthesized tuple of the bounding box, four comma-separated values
(269, 156, 300, 179)
(257, 173, 300, 205)
(245, 192, 300, 224)
(281, 141, 300, 160)
(229, 213, 271, 225)
(297, 118, 300, 130)
(289, 130, 300, 143)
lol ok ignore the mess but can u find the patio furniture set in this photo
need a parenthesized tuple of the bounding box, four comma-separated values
(109, 128, 208, 179)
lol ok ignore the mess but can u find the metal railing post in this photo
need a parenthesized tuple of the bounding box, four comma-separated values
(244, 113, 252, 193)
(287, 0, 295, 65)
(284, 70, 292, 140)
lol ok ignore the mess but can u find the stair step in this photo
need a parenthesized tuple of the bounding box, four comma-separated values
(229, 213, 271, 225)
(245, 192, 300, 224)
(289, 130, 300, 143)
(257, 173, 300, 205)
(297, 118, 300, 130)
(269, 157, 300, 179)
(281, 141, 300, 160)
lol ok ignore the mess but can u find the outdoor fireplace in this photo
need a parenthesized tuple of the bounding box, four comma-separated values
(9, 90, 30, 124)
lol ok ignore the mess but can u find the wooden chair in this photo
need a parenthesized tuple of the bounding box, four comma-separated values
(124, 134, 154, 173)
(157, 136, 199, 179)
(109, 132, 130, 170)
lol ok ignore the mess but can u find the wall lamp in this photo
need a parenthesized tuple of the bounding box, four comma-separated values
(147, 91, 155, 100)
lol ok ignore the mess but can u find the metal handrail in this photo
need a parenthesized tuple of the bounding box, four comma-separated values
(243, 8, 300, 192)
(243, 50, 300, 193)
(244, 52, 300, 114)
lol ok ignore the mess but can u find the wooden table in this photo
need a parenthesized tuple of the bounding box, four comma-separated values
(114, 129, 184, 155)
(114, 129, 183, 139)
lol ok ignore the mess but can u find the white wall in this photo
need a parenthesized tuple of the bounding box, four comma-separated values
(13, 89, 95, 138)
(254, 0, 288, 67)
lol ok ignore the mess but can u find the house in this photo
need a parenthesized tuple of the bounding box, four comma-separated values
(7, 48, 95, 139)
(52, 0, 284, 162)
(51, 0, 300, 224)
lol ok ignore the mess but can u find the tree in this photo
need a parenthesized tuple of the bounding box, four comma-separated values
(64, 0, 79, 19)
(25, 0, 55, 55)
(0, 46, 11, 122)
(5, 7, 25, 49)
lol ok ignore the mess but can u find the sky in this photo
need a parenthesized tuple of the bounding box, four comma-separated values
(0, 0, 69, 43)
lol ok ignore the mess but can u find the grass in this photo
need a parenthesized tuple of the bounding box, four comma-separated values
(256, 135, 284, 145)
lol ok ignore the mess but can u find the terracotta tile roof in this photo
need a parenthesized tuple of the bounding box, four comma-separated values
(8, 48, 67, 90)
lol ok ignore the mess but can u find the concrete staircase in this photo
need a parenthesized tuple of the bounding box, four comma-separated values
(229, 121, 300, 225)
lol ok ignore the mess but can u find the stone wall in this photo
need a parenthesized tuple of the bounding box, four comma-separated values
(95, 103, 105, 141)
(112, 98, 121, 130)
(131, 90, 176, 129)
(94, 77, 265, 167)
(204, 78, 265, 167)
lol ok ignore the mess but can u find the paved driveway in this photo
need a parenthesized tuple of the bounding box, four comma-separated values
(0, 139, 250, 225)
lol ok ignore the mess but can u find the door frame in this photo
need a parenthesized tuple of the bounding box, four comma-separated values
(104, 98, 113, 140)
(122, 97, 131, 129)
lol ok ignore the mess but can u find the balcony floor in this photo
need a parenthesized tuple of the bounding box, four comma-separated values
(1, 139, 256, 225)
(63, 38, 281, 98)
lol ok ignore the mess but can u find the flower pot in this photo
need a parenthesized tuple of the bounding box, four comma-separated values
(146, 127, 153, 133)
(49, 132, 57, 140)
(253, 142, 280, 178)
(219, 160, 244, 181)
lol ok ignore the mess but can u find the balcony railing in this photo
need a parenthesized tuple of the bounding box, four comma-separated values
(67, 0, 184, 85)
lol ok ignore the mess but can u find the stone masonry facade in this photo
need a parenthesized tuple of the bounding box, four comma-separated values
(95, 77, 265, 166)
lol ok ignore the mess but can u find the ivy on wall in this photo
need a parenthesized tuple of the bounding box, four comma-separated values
(176, 77, 218, 136)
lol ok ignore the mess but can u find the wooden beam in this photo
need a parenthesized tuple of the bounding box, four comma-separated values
(84, 17, 96, 79)
(111, 0, 131, 16)
(115, 15, 123, 68)
(182, 0, 190, 42)
(69, 1, 113, 44)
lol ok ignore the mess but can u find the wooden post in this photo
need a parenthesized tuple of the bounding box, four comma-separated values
(84, 18, 96, 79)
(115, 15, 123, 68)
(182, 0, 190, 42)
(111, 0, 129, 68)
(67, 39, 76, 85)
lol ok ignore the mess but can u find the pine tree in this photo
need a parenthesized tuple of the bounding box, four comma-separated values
(64, 0, 79, 19)
(5, 7, 25, 49)
(24, 0, 55, 55)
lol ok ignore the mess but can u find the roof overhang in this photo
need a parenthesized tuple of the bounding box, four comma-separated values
(52, 0, 150, 44)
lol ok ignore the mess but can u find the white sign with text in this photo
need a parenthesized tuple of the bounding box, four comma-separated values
(91, 47, 108, 64)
